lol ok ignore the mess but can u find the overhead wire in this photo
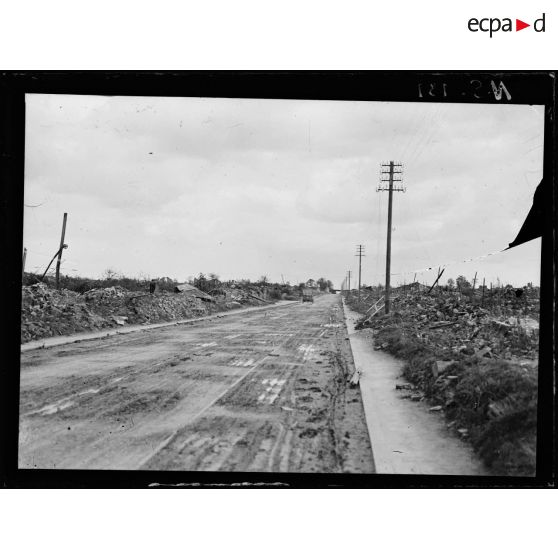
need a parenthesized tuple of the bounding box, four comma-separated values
(399, 104, 431, 163)
(410, 104, 451, 167)
(361, 247, 506, 281)
(374, 178, 384, 286)
(370, 104, 446, 286)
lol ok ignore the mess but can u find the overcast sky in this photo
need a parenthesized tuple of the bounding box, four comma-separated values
(23, 94, 544, 288)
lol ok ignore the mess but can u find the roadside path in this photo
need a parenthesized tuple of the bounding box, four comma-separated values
(343, 300, 488, 475)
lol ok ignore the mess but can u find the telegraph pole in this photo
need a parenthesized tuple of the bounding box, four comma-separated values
(55, 212, 68, 290)
(377, 161, 405, 314)
(22, 247, 27, 277)
(355, 245, 365, 300)
(347, 270, 352, 293)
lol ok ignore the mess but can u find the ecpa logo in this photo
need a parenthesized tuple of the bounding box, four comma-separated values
(468, 13, 546, 37)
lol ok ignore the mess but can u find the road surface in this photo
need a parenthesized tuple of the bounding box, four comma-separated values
(19, 294, 374, 473)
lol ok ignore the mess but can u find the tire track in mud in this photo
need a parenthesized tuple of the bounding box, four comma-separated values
(142, 298, 371, 473)
(147, 304, 327, 471)
(19, 304, 302, 469)
(20, 296, 374, 472)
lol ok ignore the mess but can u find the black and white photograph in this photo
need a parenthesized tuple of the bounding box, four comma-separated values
(2, 1, 558, 555)
(14, 78, 550, 482)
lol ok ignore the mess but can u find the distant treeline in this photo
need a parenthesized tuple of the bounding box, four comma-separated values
(22, 271, 335, 298)
(22, 272, 175, 294)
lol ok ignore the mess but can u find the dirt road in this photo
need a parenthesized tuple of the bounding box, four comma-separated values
(19, 294, 374, 473)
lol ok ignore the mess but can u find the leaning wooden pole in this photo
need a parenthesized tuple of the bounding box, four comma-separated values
(427, 268, 445, 294)
(55, 212, 68, 290)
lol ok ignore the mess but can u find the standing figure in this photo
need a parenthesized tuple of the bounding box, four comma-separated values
(149, 279, 157, 294)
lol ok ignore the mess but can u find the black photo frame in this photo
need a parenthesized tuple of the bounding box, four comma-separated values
(1, 71, 555, 488)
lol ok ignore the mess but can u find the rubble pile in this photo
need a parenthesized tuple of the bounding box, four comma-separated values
(174, 283, 215, 301)
(21, 282, 273, 343)
(357, 291, 539, 361)
(226, 285, 269, 306)
(125, 292, 207, 324)
(81, 286, 208, 325)
(348, 289, 539, 476)
(84, 285, 128, 303)
(21, 283, 111, 342)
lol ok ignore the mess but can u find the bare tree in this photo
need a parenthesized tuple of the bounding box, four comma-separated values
(103, 268, 120, 281)
(456, 275, 471, 291)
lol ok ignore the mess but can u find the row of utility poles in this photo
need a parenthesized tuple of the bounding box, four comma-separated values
(345, 161, 405, 314)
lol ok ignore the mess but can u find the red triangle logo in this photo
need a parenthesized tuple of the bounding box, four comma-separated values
(516, 19, 530, 31)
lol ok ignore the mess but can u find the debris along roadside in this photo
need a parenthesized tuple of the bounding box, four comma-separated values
(346, 287, 539, 477)
(21, 282, 273, 344)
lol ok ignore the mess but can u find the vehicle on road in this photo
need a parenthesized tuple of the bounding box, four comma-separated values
(301, 288, 314, 302)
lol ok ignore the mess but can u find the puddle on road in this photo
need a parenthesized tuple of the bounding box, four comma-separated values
(258, 378, 287, 405)
(230, 358, 255, 368)
(79, 388, 100, 396)
(261, 332, 294, 336)
(297, 344, 316, 361)
(37, 399, 76, 416)
(25, 387, 101, 417)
